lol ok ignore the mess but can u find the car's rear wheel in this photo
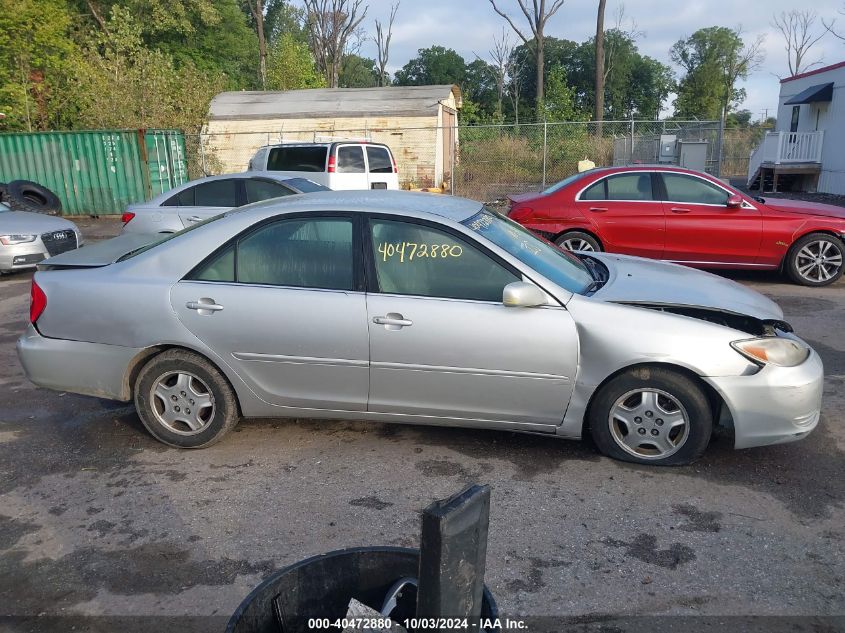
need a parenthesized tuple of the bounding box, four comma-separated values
(785, 233, 844, 287)
(555, 231, 601, 252)
(588, 367, 712, 466)
(134, 349, 239, 448)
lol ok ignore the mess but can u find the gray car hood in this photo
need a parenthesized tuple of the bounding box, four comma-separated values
(40, 232, 159, 268)
(0, 210, 78, 234)
(587, 252, 784, 320)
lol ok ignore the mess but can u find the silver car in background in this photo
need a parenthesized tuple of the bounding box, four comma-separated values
(0, 202, 83, 273)
(121, 172, 329, 233)
(18, 191, 823, 465)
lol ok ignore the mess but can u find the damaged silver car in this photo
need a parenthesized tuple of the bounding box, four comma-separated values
(17, 191, 823, 465)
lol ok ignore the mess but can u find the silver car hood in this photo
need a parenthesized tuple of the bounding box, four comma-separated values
(587, 252, 784, 320)
(0, 211, 78, 234)
(39, 233, 159, 268)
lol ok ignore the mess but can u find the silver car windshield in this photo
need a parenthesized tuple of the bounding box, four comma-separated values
(463, 208, 594, 294)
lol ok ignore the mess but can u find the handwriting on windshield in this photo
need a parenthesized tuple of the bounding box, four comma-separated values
(378, 242, 463, 262)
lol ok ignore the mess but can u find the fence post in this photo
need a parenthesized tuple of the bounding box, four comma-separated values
(716, 108, 725, 178)
(542, 118, 548, 190)
(450, 125, 456, 196)
(198, 133, 208, 176)
(630, 115, 635, 164)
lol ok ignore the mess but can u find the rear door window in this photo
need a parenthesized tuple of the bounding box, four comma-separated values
(580, 174, 653, 201)
(337, 146, 365, 173)
(366, 146, 393, 173)
(245, 179, 295, 203)
(266, 146, 328, 172)
(162, 187, 196, 207)
(193, 179, 239, 207)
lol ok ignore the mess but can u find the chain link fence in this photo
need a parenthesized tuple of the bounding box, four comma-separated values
(186, 119, 766, 203)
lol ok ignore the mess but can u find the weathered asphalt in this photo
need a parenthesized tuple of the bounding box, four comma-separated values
(0, 218, 842, 630)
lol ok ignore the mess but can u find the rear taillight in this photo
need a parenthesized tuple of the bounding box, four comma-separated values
(509, 206, 533, 221)
(327, 155, 336, 173)
(30, 279, 47, 325)
(121, 212, 135, 225)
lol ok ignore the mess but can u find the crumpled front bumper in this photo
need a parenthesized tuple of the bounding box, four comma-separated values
(703, 349, 824, 449)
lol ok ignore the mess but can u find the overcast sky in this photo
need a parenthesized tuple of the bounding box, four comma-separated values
(353, 0, 845, 121)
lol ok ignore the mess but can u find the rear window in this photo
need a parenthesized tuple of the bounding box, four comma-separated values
(266, 146, 328, 172)
(337, 146, 365, 173)
(284, 178, 330, 193)
(367, 146, 393, 173)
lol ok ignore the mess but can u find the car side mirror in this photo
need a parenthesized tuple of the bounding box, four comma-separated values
(727, 194, 743, 208)
(503, 282, 547, 308)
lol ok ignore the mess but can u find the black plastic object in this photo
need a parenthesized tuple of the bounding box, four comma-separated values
(226, 547, 497, 633)
(417, 484, 491, 625)
(5, 179, 62, 215)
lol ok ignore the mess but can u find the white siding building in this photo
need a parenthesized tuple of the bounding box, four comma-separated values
(748, 60, 845, 194)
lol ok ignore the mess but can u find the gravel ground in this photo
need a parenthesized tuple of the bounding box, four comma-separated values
(0, 219, 843, 632)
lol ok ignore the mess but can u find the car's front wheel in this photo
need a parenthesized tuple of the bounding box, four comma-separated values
(785, 232, 844, 287)
(588, 367, 712, 466)
(555, 231, 602, 252)
(134, 349, 239, 448)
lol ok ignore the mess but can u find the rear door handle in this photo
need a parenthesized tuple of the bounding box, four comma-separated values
(589, 207, 608, 213)
(186, 300, 224, 312)
(670, 207, 690, 214)
(186, 215, 203, 222)
(373, 314, 413, 328)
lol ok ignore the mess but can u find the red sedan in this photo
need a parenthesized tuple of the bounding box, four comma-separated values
(507, 166, 845, 286)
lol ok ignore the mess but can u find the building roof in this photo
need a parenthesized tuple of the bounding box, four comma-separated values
(781, 60, 845, 84)
(209, 85, 462, 121)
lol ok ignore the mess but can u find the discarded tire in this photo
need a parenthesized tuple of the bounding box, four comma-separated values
(227, 547, 498, 633)
(0, 182, 7, 203)
(5, 180, 62, 215)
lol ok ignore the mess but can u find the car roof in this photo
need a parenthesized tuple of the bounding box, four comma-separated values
(230, 190, 485, 223)
(144, 172, 320, 204)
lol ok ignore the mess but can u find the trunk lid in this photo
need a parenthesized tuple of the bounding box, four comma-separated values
(37, 233, 160, 269)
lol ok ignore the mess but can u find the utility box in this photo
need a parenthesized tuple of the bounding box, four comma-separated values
(677, 140, 708, 172)
(658, 135, 677, 163)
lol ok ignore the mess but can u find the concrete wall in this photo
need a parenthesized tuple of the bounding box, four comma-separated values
(777, 64, 845, 194)
(204, 114, 450, 188)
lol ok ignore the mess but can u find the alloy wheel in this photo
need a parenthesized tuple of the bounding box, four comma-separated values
(561, 237, 595, 252)
(795, 240, 843, 284)
(608, 388, 690, 460)
(150, 371, 216, 435)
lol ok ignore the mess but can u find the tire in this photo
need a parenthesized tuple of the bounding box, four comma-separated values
(134, 349, 239, 448)
(555, 231, 602, 252)
(0, 182, 7, 203)
(588, 366, 712, 466)
(785, 232, 844, 287)
(5, 180, 62, 215)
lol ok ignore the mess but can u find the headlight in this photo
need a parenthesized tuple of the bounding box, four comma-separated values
(0, 234, 37, 245)
(731, 337, 810, 367)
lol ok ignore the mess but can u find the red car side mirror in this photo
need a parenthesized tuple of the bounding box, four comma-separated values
(727, 194, 743, 208)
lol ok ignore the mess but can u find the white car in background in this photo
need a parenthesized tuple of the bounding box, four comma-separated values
(0, 202, 82, 273)
(248, 142, 400, 191)
(120, 173, 329, 233)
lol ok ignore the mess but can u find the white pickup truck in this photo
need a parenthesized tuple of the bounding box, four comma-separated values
(248, 141, 400, 190)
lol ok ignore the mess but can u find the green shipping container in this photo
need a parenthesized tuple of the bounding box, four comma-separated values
(0, 129, 189, 216)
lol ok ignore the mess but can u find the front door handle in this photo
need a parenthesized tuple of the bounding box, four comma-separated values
(186, 299, 224, 313)
(589, 206, 608, 213)
(670, 207, 690, 214)
(373, 313, 413, 329)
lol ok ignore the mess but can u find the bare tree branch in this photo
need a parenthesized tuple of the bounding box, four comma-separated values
(488, 0, 567, 109)
(773, 10, 826, 76)
(374, 2, 398, 87)
(304, 0, 369, 88)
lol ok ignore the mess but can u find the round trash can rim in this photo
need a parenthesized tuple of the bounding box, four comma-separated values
(226, 545, 497, 632)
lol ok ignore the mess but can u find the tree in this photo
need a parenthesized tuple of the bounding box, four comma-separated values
(393, 46, 466, 86)
(338, 54, 379, 87)
(772, 10, 825, 76)
(541, 66, 578, 121)
(594, 0, 606, 129)
(242, 0, 268, 88)
(374, 2, 398, 87)
(266, 32, 325, 90)
(264, 0, 308, 44)
(0, 0, 82, 131)
(303, 0, 368, 88)
(488, 0, 567, 109)
(488, 29, 515, 120)
(671, 26, 765, 120)
(510, 36, 579, 115)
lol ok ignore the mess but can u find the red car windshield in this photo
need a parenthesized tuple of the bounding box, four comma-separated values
(463, 208, 594, 294)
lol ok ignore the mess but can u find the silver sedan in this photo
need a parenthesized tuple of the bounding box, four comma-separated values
(120, 172, 329, 233)
(17, 191, 823, 465)
(0, 202, 83, 273)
